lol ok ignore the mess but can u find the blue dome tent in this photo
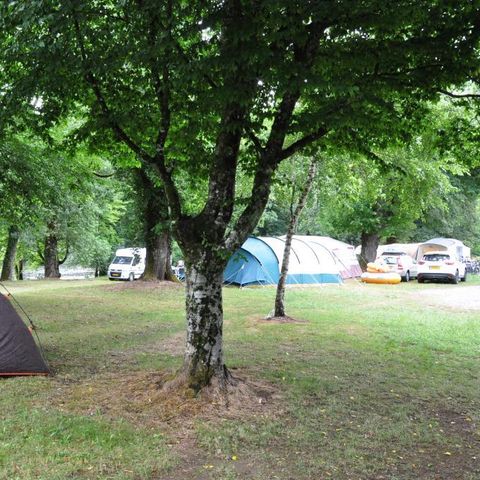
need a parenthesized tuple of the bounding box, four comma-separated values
(224, 236, 360, 286)
(223, 237, 279, 286)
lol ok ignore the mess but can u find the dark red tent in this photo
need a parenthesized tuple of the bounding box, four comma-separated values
(0, 293, 49, 376)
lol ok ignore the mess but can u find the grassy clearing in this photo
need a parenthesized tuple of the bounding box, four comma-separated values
(1, 277, 479, 479)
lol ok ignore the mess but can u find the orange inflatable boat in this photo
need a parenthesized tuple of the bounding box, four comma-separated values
(361, 272, 401, 284)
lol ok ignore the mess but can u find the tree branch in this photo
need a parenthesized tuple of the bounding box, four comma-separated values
(71, 8, 152, 162)
(149, 158, 183, 220)
(136, 0, 183, 221)
(93, 171, 115, 178)
(438, 89, 480, 99)
(59, 243, 69, 265)
(226, 19, 326, 250)
(280, 127, 328, 160)
(224, 153, 277, 252)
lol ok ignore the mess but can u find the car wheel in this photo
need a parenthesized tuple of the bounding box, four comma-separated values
(461, 271, 467, 282)
(452, 270, 459, 284)
(418, 276, 424, 283)
(128, 273, 134, 282)
(403, 271, 410, 282)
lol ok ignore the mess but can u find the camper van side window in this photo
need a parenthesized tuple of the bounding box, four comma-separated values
(133, 254, 141, 266)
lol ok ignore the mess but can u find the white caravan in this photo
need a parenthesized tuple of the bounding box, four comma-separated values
(108, 247, 146, 281)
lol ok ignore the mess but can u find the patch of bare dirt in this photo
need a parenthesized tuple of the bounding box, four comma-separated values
(51, 369, 283, 431)
(378, 405, 480, 480)
(102, 280, 184, 292)
(412, 408, 479, 480)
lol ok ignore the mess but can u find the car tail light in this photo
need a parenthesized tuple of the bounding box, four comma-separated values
(418, 260, 425, 265)
(445, 261, 454, 265)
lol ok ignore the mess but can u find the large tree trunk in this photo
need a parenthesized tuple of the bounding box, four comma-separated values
(1, 225, 20, 281)
(44, 223, 61, 278)
(181, 256, 231, 392)
(274, 159, 317, 317)
(143, 222, 170, 281)
(360, 232, 380, 269)
(136, 168, 172, 281)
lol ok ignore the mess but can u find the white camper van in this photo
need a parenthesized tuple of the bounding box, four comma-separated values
(108, 247, 146, 281)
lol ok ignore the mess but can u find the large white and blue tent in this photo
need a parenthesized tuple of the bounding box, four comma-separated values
(224, 236, 361, 286)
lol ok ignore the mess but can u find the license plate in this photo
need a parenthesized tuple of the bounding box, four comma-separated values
(111, 272, 121, 277)
(429, 266, 441, 270)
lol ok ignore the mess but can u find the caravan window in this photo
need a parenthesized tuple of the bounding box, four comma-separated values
(112, 256, 133, 265)
(132, 254, 141, 266)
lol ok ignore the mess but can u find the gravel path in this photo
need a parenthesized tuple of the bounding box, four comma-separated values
(412, 285, 480, 311)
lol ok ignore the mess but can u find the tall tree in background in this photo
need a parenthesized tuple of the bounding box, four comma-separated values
(0, 138, 51, 280)
(134, 168, 175, 281)
(317, 145, 459, 266)
(1, 1, 479, 391)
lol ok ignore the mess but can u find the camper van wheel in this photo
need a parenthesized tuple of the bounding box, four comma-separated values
(403, 271, 410, 282)
(452, 270, 459, 284)
(128, 273, 134, 282)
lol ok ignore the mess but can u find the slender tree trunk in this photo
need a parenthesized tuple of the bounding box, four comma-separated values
(274, 160, 317, 317)
(1, 225, 20, 281)
(44, 223, 61, 278)
(16, 259, 25, 280)
(181, 256, 232, 392)
(360, 232, 380, 268)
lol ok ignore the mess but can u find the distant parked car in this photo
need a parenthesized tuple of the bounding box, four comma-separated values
(417, 251, 467, 284)
(376, 251, 417, 282)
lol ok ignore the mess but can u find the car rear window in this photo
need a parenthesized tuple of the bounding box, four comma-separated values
(423, 254, 449, 262)
(382, 256, 398, 265)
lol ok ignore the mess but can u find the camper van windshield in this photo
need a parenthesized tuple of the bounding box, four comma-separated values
(112, 256, 133, 265)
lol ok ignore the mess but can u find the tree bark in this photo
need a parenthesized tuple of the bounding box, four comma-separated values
(360, 232, 380, 268)
(44, 223, 61, 278)
(135, 168, 171, 281)
(274, 159, 317, 317)
(143, 218, 170, 281)
(16, 258, 25, 281)
(1, 225, 20, 281)
(181, 256, 232, 392)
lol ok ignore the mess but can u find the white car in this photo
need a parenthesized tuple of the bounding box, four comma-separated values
(417, 251, 467, 284)
(376, 251, 417, 282)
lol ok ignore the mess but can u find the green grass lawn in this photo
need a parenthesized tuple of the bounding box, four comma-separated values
(1, 278, 479, 480)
